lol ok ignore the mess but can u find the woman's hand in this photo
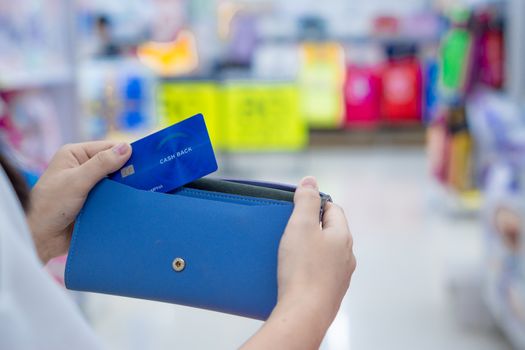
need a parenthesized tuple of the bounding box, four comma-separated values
(242, 176, 356, 350)
(26, 141, 131, 264)
(275, 176, 356, 325)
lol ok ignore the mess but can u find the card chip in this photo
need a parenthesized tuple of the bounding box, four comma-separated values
(121, 165, 135, 178)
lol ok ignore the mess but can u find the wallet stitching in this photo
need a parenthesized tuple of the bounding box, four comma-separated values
(179, 189, 288, 206)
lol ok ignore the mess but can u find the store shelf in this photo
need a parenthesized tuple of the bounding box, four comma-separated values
(0, 67, 72, 91)
(309, 126, 426, 147)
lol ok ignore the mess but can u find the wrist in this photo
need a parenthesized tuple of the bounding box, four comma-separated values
(279, 284, 341, 321)
(270, 290, 338, 342)
(241, 291, 334, 350)
(26, 208, 55, 264)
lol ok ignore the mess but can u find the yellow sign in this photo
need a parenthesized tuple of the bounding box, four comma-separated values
(299, 42, 345, 128)
(156, 81, 221, 147)
(221, 82, 307, 151)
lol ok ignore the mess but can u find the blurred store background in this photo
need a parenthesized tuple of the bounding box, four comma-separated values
(1, 0, 525, 349)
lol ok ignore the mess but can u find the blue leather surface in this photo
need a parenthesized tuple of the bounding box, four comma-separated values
(65, 179, 294, 320)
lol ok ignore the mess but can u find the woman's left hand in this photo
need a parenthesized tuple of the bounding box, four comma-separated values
(27, 141, 131, 264)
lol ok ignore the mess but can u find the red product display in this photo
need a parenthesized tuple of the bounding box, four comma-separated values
(381, 58, 422, 123)
(343, 65, 381, 128)
(478, 26, 504, 89)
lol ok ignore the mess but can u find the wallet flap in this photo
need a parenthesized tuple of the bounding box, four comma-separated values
(65, 179, 293, 320)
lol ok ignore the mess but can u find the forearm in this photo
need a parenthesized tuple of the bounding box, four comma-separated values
(241, 295, 334, 350)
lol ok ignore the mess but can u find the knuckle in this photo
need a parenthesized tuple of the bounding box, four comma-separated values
(59, 143, 74, 155)
(94, 150, 108, 165)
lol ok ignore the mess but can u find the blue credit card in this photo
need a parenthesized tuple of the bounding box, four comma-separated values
(110, 114, 218, 193)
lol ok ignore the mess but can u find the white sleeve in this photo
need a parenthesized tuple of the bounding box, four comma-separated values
(0, 167, 106, 350)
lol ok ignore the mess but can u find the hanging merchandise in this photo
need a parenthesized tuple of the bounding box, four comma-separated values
(446, 104, 475, 192)
(469, 89, 525, 348)
(423, 56, 440, 125)
(476, 11, 505, 89)
(484, 177, 525, 349)
(221, 81, 307, 151)
(298, 42, 345, 129)
(381, 56, 422, 124)
(427, 114, 449, 185)
(439, 8, 474, 98)
(467, 90, 511, 183)
(0, 91, 62, 174)
(157, 80, 220, 148)
(426, 6, 507, 211)
(344, 64, 381, 128)
(427, 100, 480, 210)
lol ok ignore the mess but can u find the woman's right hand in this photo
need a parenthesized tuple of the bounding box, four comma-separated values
(242, 176, 356, 350)
(276, 176, 356, 325)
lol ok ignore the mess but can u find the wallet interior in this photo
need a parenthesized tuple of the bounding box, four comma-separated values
(180, 178, 332, 222)
(182, 178, 296, 203)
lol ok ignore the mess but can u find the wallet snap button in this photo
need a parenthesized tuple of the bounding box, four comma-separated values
(172, 258, 186, 272)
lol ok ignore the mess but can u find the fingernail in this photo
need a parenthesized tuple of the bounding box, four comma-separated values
(112, 143, 129, 156)
(300, 176, 318, 190)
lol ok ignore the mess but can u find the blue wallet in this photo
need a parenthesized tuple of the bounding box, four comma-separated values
(65, 178, 331, 320)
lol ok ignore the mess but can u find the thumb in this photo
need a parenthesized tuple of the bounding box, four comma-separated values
(76, 142, 131, 192)
(288, 176, 321, 229)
